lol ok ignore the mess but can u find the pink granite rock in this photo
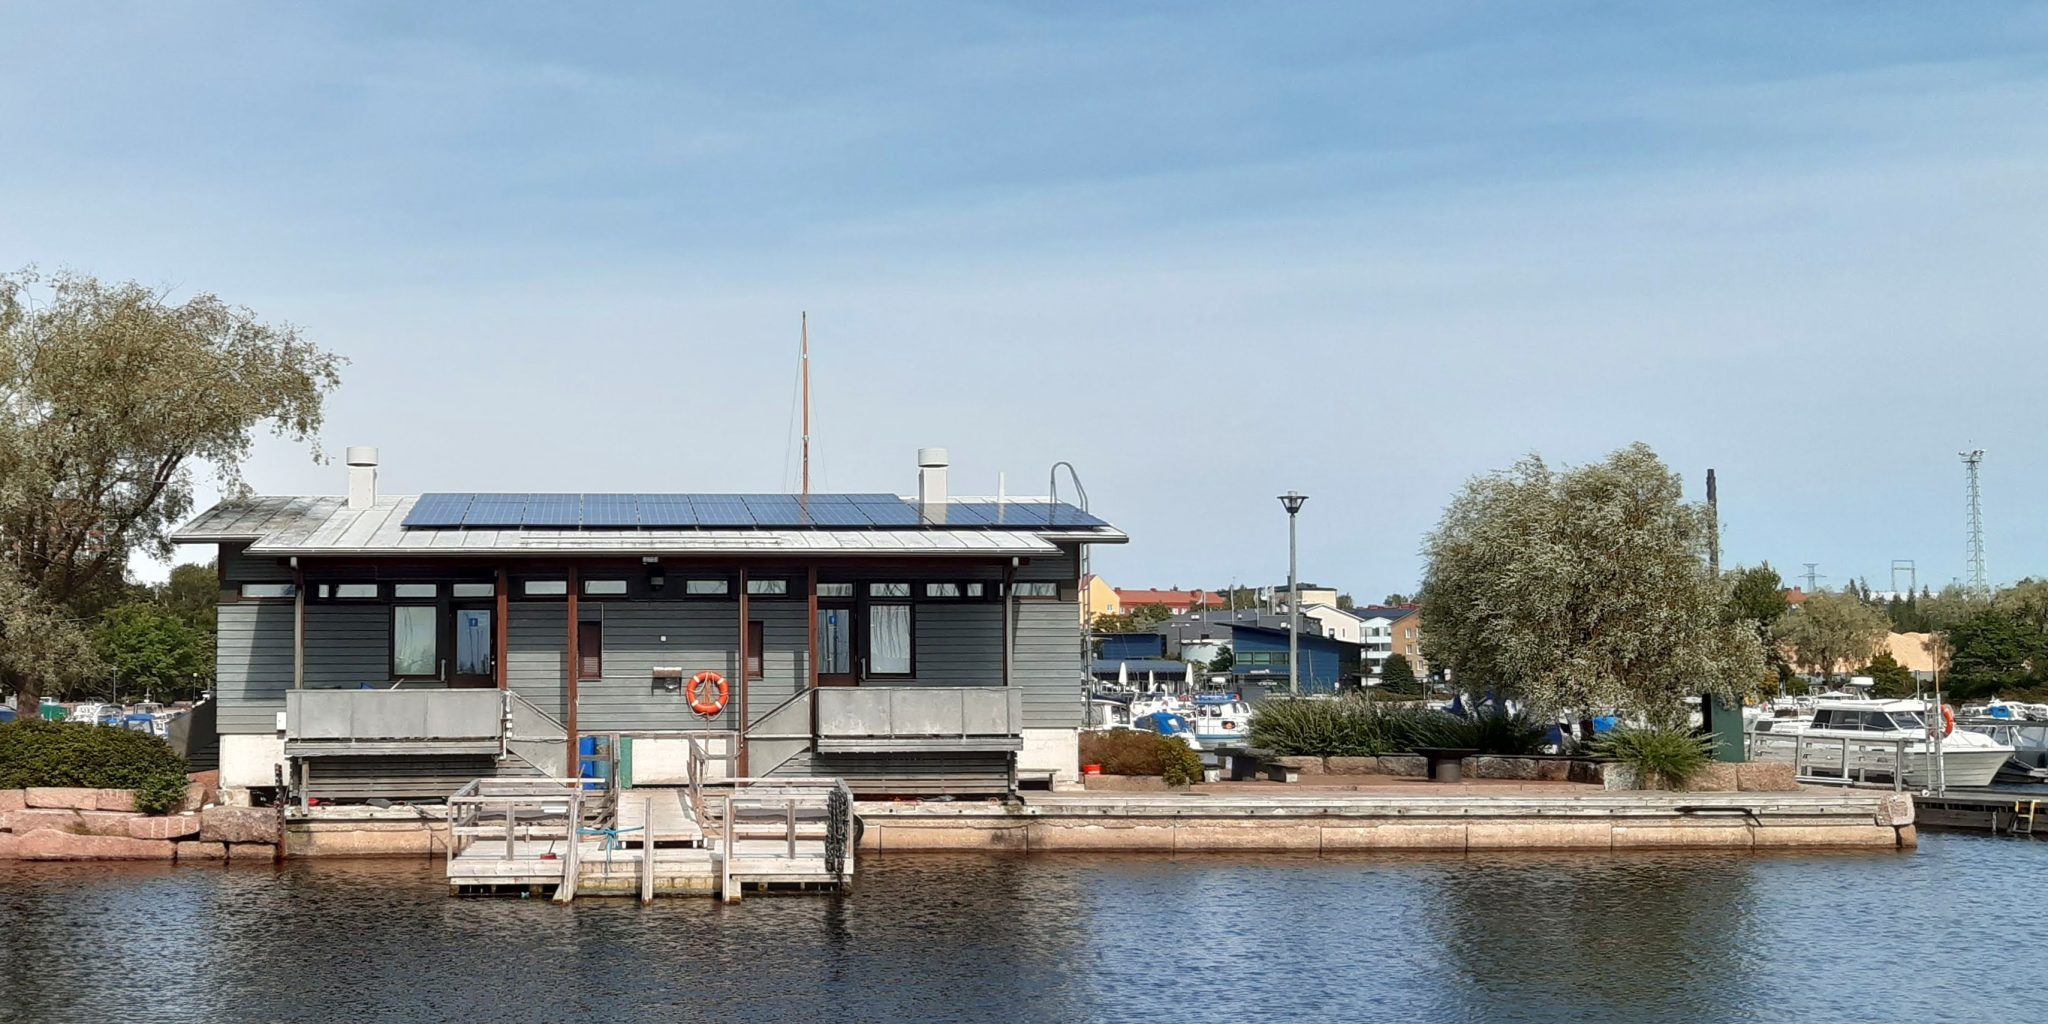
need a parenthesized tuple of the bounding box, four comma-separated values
(92, 789, 137, 812)
(0, 790, 25, 812)
(0, 832, 17, 859)
(25, 787, 100, 810)
(175, 841, 229, 861)
(199, 807, 281, 844)
(14, 828, 175, 860)
(127, 815, 203, 841)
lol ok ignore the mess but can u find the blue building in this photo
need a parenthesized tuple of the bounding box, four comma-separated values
(1227, 624, 1361, 694)
(1094, 632, 1167, 661)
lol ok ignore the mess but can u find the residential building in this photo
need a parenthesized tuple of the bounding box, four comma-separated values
(170, 447, 1127, 802)
(1150, 608, 1325, 660)
(1355, 604, 1424, 678)
(1270, 583, 1341, 614)
(1095, 632, 1167, 661)
(1301, 603, 1367, 644)
(1112, 587, 1226, 615)
(1081, 574, 1121, 622)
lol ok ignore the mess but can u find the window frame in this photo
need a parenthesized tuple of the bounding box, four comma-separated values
(390, 604, 441, 679)
(864, 599, 916, 678)
(683, 578, 732, 597)
(521, 579, 569, 598)
(238, 582, 296, 600)
(577, 605, 604, 680)
(451, 582, 496, 599)
(582, 578, 630, 597)
(747, 578, 791, 597)
(747, 620, 766, 680)
(1010, 581, 1061, 600)
(816, 582, 854, 599)
(391, 582, 438, 600)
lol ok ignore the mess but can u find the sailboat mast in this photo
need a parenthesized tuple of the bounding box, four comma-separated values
(801, 312, 811, 499)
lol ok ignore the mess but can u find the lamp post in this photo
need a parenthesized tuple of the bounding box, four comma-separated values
(1278, 491, 1308, 696)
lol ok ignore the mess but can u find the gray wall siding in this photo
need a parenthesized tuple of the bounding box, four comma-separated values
(304, 605, 389, 688)
(220, 543, 291, 584)
(215, 602, 292, 734)
(303, 755, 530, 801)
(748, 600, 810, 723)
(507, 603, 567, 723)
(913, 603, 1003, 686)
(777, 752, 1012, 794)
(578, 601, 740, 733)
(1015, 548, 1085, 728)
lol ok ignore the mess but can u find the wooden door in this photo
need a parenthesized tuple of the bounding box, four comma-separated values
(450, 607, 496, 688)
(816, 604, 857, 686)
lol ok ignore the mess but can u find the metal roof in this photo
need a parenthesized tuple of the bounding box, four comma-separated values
(173, 494, 1124, 558)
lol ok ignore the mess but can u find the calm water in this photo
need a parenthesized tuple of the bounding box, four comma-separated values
(0, 833, 2033, 1023)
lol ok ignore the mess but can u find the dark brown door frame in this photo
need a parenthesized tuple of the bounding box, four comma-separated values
(737, 567, 750, 777)
(565, 567, 580, 775)
(494, 567, 509, 691)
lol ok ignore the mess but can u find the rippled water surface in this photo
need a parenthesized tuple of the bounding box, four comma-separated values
(0, 832, 2035, 1023)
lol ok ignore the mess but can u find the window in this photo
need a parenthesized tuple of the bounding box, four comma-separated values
(817, 583, 854, 598)
(685, 579, 729, 596)
(869, 604, 912, 675)
(817, 608, 852, 673)
(1012, 582, 1059, 599)
(869, 582, 911, 598)
(584, 579, 629, 596)
(392, 583, 437, 599)
(239, 583, 295, 599)
(451, 582, 496, 598)
(925, 583, 961, 599)
(747, 579, 789, 596)
(577, 608, 603, 679)
(523, 580, 567, 597)
(966, 582, 985, 598)
(748, 620, 765, 679)
(324, 583, 379, 599)
(393, 606, 438, 676)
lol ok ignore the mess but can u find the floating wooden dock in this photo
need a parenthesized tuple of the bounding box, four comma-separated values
(444, 777, 854, 902)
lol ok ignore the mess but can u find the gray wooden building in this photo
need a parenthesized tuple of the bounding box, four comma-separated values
(172, 448, 1124, 801)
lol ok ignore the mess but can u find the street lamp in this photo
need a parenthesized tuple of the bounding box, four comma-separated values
(1277, 491, 1308, 695)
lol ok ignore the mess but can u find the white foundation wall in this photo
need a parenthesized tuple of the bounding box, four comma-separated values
(1019, 728, 1080, 785)
(220, 734, 288, 789)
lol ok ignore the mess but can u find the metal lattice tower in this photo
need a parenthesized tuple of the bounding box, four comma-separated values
(1800, 562, 1823, 593)
(1890, 560, 1916, 597)
(1962, 449, 1988, 596)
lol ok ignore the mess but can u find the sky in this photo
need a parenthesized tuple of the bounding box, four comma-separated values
(2, 2, 2045, 597)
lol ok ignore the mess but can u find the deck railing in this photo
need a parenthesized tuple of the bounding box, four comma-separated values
(814, 685, 1022, 753)
(445, 778, 591, 876)
(1748, 732, 1909, 792)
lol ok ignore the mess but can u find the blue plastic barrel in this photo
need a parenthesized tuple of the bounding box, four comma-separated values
(578, 735, 605, 789)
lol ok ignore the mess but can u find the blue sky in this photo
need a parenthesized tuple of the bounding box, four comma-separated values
(3, 2, 2045, 595)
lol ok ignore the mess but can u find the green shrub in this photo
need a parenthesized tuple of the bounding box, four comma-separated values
(1250, 698, 1548, 757)
(1079, 730, 1205, 786)
(1590, 726, 1713, 790)
(0, 721, 191, 812)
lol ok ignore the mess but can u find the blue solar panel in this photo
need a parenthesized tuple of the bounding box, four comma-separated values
(690, 495, 754, 526)
(742, 494, 808, 526)
(937, 503, 999, 526)
(1043, 502, 1109, 528)
(801, 500, 876, 526)
(853, 499, 921, 526)
(579, 494, 638, 527)
(404, 493, 473, 527)
(464, 494, 528, 526)
(636, 495, 696, 526)
(947, 501, 1108, 528)
(522, 495, 580, 527)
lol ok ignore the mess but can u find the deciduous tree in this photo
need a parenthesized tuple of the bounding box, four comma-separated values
(1776, 591, 1891, 682)
(1379, 652, 1419, 694)
(1418, 444, 1763, 731)
(94, 602, 213, 702)
(0, 269, 341, 714)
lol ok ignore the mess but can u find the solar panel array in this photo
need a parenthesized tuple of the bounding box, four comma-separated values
(399, 493, 1110, 530)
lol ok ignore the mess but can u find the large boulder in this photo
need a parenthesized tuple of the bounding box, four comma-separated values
(92, 789, 138, 813)
(3, 809, 133, 836)
(1376, 755, 1427, 777)
(1467, 756, 1539, 780)
(0, 790, 24, 812)
(127, 815, 203, 841)
(14, 828, 175, 860)
(1324, 756, 1382, 776)
(0, 832, 17, 859)
(1272, 756, 1326, 775)
(175, 841, 229, 861)
(1736, 762, 1800, 792)
(1679, 763, 1741, 792)
(25, 787, 100, 810)
(199, 807, 281, 844)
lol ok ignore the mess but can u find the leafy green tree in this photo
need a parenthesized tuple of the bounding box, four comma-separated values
(1207, 646, 1235, 673)
(0, 564, 101, 706)
(1419, 444, 1764, 732)
(157, 561, 218, 631)
(0, 269, 341, 714)
(1382, 593, 1409, 606)
(1336, 593, 1355, 611)
(1776, 591, 1891, 683)
(1128, 602, 1173, 627)
(1379, 652, 1419, 694)
(1858, 649, 1917, 698)
(1724, 564, 1790, 627)
(94, 602, 213, 702)
(1944, 609, 2047, 699)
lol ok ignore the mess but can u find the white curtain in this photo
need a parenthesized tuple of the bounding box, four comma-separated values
(869, 605, 911, 674)
(393, 606, 437, 676)
(455, 610, 491, 675)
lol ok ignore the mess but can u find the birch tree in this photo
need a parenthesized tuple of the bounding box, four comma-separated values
(0, 269, 342, 713)
(1419, 444, 1764, 732)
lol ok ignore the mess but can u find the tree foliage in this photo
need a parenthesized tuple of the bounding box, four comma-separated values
(0, 270, 340, 711)
(1418, 444, 1763, 726)
(1207, 645, 1234, 673)
(1091, 602, 1175, 635)
(1858, 649, 1917, 699)
(1379, 652, 1419, 694)
(94, 602, 213, 702)
(1944, 609, 2047, 700)
(1776, 591, 1891, 682)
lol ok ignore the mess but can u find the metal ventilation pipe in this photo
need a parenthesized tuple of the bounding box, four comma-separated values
(346, 446, 379, 510)
(918, 447, 950, 523)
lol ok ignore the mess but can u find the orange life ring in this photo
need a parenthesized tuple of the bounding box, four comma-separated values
(1934, 703, 1956, 738)
(687, 671, 730, 716)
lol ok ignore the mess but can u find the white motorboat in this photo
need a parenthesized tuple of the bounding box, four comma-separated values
(1959, 716, 2048, 783)
(1748, 693, 2013, 788)
(1184, 694, 1253, 747)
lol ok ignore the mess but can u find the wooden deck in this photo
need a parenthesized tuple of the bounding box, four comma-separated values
(445, 777, 854, 902)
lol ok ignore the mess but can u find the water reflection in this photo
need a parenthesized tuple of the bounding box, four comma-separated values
(0, 837, 2037, 1024)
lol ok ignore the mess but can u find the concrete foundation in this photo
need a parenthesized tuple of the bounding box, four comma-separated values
(219, 734, 287, 791)
(856, 790, 1919, 854)
(1018, 729, 1081, 786)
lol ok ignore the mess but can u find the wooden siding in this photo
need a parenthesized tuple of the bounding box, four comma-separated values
(774, 752, 1013, 795)
(577, 602, 740, 733)
(301, 755, 532, 801)
(220, 542, 292, 584)
(215, 602, 292, 735)
(506, 603, 567, 722)
(1014, 548, 1085, 729)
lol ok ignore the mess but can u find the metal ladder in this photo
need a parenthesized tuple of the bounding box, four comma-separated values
(2012, 800, 2039, 837)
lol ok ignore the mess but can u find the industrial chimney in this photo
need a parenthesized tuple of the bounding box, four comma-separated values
(918, 447, 949, 523)
(346, 446, 379, 510)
